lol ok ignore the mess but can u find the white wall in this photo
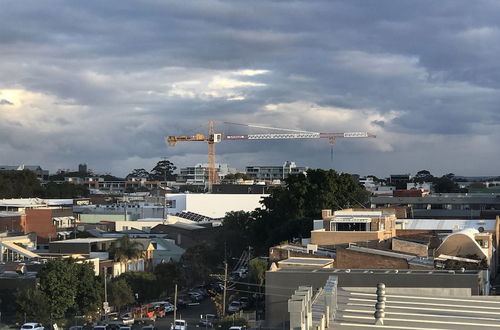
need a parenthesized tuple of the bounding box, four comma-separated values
(167, 193, 267, 218)
(115, 220, 165, 232)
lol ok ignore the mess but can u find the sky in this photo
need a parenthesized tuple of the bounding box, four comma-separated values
(1, 0, 500, 178)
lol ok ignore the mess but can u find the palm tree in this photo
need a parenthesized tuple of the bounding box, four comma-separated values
(108, 235, 144, 272)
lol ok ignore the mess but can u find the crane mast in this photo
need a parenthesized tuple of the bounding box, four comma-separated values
(166, 121, 375, 192)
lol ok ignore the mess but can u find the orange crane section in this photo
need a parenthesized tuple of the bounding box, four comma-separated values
(166, 121, 376, 192)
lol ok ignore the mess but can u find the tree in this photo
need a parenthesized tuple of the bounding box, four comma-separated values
(126, 168, 150, 180)
(154, 261, 181, 297)
(108, 235, 144, 263)
(412, 170, 434, 184)
(0, 170, 44, 198)
(248, 258, 267, 287)
(117, 272, 158, 303)
(219, 211, 255, 257)
(180, 244, 220, 288)
(149, 160, 176, 181)
(247, 169, 370, 254)
(108, 279, 135, 311)
(433, 175, 461, 193)
(34, 258, 102, 321)
(16, 288, 51, 324)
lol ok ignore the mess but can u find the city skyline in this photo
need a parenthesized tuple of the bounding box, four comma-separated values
(1, 1, 500, 177)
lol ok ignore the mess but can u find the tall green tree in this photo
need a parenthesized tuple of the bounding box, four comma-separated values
(149, 160, 176, 181)
(108, 279, 135, 311)
(180, 244, 219, 287)
(126, 168, 150, 180)
(247, 169, 370, 254)
(154, 261, 181, 297)
(22, 258, 103, 321)
(117, 272, 157, 303)
(108, 235, 144, 263)
(16, 288, 51, 324)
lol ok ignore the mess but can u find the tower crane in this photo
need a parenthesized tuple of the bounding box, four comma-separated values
(166, 120, 376, 192)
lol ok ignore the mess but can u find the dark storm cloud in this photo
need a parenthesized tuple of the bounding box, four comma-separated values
(1, 0, 500, 176)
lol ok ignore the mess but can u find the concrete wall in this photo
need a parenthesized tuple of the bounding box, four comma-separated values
(167, 193, 266, 218)
(115, 220, 164, 232)
(265, 269, 485, 329)
(392, 238, 428, 256)
(336, 248, 410, 269)
(311, 230, 390, 246)
(269, 246, 335, 264)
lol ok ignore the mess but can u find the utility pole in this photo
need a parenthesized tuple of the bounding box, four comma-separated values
(173, 284, 178, 321)
(222, 261, 228, 316)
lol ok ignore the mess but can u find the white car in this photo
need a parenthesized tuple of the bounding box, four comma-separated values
(21, 323, 44, 330)
(171, 319, 187, 330)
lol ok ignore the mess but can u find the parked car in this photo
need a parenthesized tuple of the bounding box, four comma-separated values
(228, 327, 246, 330)
(21, 323, 44, 330)
(177, 295, 194, 308)
(239, 296, 250, 309)
(227, 300, 242, 313)
(171, 319, 187, 330)
(93, 326, 106, 330)
(69, 327, 83, 330)
(188, 291, 203, 302)
(199, 314, 217, 328)
(118, 327, 131, 330)
(141, 326, 157, 330)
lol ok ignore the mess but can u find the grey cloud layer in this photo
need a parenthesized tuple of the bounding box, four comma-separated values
(1, 0, 499, 176)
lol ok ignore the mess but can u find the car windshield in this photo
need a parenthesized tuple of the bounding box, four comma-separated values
(21, 326, 33, 329)
(175, 321, 185, 326)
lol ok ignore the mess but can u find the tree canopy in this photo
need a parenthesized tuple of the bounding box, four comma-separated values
(126, 168, 150, 180)
(220, 169, 370, 255)
(108, 235, 144, 262)
(149, 160, 176, 181)
(17, 258, 102, 321)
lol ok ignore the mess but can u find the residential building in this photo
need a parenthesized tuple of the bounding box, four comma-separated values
(0, 199, 75, 244)
(177, 163, 235, 184)
(310, 209, 397, 247)
(371, 193, 500, 218)
(388, 173, 411, 189)
(245, 161, 308, 181)
(150, 222, 221, 249)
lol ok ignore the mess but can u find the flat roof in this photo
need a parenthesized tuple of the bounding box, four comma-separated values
(335, 288, 500, 329)
(398, 218, 496, 231)
(50, 238, 116, 244)
(279, 257, 334, 267)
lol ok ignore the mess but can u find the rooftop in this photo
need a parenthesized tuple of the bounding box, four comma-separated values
(279, 257, 334, 268)
(398, 218, 496, 231)
(50, 238, 117, 244)
(334, 287, 500, 329)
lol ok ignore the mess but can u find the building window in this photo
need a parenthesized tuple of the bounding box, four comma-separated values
(335, 223, 368, 231)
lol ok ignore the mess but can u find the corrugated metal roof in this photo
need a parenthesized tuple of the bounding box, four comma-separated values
(398, 219, 496, 231)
